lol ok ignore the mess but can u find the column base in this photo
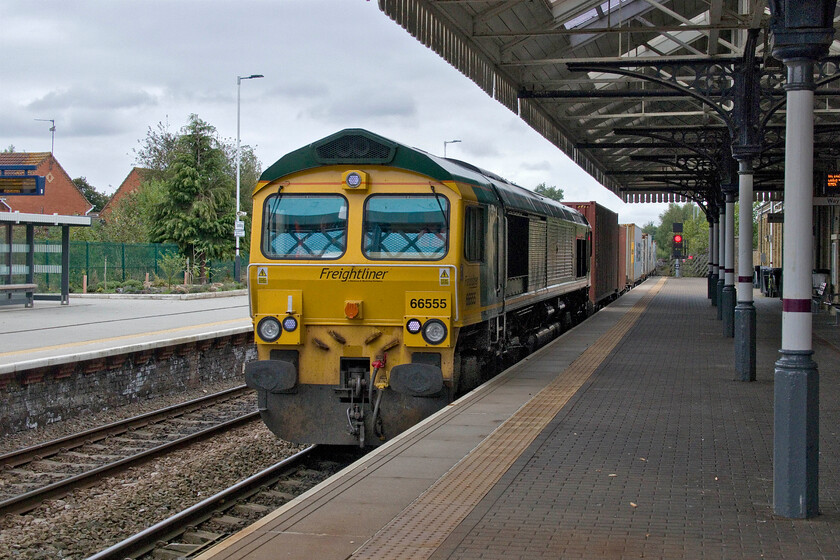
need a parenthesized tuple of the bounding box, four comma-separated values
(711, 274, 719, 306)
(774, 350, 819, 518)
(716, 279, 725, 319)
(734, 302, 756, 381)
(722, 286, 735, 337)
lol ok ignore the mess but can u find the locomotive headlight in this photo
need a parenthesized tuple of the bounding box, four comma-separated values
(345, 172, 362, 188)
(257, 317, 282, 342)
(406, 318, 422, 334)
(421, 319, 447, 345)
(282, 316, 298, 332)
(342, 170, 369, 191)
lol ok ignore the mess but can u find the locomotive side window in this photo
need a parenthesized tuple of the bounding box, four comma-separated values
(464, 205, 485, 262)
(363, 195, 449, 260)
(262, 194, 348, 259)
(576, 238, 588, 277)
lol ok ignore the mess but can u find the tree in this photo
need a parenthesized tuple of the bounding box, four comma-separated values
(133, 119, 179, 182)
(128, 114, 261, 259)
(73, 180, 165, 243)
(534, 183, 564, 201)
(3, 145, 15, 153)
(72, 177, 110, 213)
(148, 114, 236, 282)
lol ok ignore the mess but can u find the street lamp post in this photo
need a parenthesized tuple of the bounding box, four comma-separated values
(443, 139, 461, 157)
(235, 74, 263, 283)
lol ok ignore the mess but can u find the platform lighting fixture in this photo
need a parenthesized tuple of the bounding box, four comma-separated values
(235, 74, 264, 283)
(443, 139, 461, 158)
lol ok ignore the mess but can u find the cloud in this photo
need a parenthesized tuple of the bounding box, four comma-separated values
(306, 89, 417, 123)
(26, 87, 158, 112)
(520, 160, 553, 172)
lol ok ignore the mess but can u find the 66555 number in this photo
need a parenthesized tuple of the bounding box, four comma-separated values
(409, 298, 447, 309)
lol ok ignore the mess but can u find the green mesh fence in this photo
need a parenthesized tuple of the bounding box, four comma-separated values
(32, 241, 241, 292)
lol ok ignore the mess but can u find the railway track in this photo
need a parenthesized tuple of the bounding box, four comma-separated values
(0, 385, 258, 516)
(87, 445, 366, 560)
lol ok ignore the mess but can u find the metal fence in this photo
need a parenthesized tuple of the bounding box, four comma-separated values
(27, 241, 240, 292)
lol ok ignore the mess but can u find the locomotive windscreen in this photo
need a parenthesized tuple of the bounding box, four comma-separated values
(263, 194, 348, 259)
(363, 195, 449, 260)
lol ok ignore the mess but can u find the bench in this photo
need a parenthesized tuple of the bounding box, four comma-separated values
(0, 283, 38, 308)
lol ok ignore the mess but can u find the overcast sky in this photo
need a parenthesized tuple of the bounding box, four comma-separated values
(2, 0, 670, 225)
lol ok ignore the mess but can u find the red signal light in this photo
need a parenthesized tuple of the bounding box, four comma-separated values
(673, 234, 683, 243)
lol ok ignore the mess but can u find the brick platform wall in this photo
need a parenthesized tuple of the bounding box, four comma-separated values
(0, 333, 256, 436)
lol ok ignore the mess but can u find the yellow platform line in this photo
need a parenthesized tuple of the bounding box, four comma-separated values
(0, 318, 249, 357)
(352, 277, 667, 560)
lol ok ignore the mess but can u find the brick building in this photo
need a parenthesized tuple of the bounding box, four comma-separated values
(99, 167, 149, 220)
(0, 152, 92, 215)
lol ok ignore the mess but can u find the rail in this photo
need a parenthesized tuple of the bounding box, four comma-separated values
(86, 446, 321, 560)
(0, 386, 257, 516)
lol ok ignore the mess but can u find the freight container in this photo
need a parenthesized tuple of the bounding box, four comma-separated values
(564, 201, 620, 306)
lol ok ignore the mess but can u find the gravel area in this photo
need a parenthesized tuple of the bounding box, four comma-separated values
(0, 378, 247, 455)
(0, 421, 303, 559)
(0, 378, 305, 559)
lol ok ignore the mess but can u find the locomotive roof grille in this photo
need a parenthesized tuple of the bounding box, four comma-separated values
(314, 133, 396, 164)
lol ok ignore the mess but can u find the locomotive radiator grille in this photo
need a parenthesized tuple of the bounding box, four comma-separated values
(315, 134, 394, 163)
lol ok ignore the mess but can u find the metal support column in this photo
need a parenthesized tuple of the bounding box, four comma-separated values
(722, 190, 737, 336)
(711, 216, 720, 306)
(717, 205, 726, 319)
(774, 59, 819, 518)
(25, 225, 35, 308)
(4, 223, 11, 285)
(767, 0, 836, 517)
(735, 160, 756, 380)
(708, 219, 715, 299)
(61, 226, 70, 305)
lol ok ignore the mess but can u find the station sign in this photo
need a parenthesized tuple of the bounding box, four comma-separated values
(0, 165, 45, 196)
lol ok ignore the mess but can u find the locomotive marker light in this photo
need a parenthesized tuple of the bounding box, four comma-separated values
(235, 73, 264, 283)
(406, 318, 422, 334)
(282, 316, 298, 332)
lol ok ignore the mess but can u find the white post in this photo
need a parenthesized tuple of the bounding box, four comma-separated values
(735, 159, 756, 380)
(774, 59, 819, 519)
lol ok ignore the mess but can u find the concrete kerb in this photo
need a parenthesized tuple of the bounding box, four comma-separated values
(70, 289, 248, 301)
(0, 325, 253, 377)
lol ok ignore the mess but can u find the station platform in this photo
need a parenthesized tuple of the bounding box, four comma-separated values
(196, 276, 840, 560)
(0, 292, 250, 374)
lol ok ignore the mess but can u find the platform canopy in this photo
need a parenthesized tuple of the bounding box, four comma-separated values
(378, 0, 840, 209)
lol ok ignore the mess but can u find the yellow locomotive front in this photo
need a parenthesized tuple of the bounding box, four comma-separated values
(246, 131, 462, 446)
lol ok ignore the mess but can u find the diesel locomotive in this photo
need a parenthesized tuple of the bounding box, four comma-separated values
(245, 129, 592, 446)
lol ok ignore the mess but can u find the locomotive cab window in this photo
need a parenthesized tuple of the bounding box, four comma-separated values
(262, 194, 348, 259)
(464, 205, 485, 262)
(363, 195, 449, 260)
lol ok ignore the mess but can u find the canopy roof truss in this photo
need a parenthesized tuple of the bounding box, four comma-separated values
(378, 0, 840, 206)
